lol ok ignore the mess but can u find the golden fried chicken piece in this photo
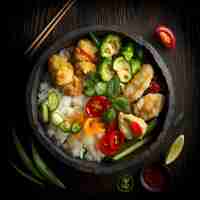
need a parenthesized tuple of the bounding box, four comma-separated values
(48, 54, 74, 86)
(75, 61, 96, 74)
(123, 64, 154, 102)
(63, 75, 83, 96)
(74, 39, 98, 63)
(133, 93, 165, 121)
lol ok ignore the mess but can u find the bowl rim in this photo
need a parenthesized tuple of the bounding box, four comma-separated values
(26, 25, 175, 174)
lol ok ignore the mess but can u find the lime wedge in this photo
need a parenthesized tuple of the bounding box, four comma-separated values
(165, 134, 184, 165)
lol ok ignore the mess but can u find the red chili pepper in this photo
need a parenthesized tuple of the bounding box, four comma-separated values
(85, 96, 111, 117)
(130, 121, 143, 137)
(148, 81, 161, 93)
(155, 25, 176, 49)
(97, 130, 125, 156)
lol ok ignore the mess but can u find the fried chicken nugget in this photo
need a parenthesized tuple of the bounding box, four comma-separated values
(63, 75, 83, 96)
(133, 93, 165, 121)
(123, 64, 154, 102)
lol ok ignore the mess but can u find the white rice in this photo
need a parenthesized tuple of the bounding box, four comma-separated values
(55, 96, 72, 115)
(37, 82, 51, 104)
(47, 124, 69, 145)
(71, 95, 88, 108)
(38, 78, 105, 162)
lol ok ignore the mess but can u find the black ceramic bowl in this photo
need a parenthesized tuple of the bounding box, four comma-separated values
(26, 25, 175, 174)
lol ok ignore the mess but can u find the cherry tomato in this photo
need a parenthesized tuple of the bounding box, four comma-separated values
(96, 134, 116, 156)
(97, 130, 125, 156)
(109, 131, 125, 150)
(155, 25, 176, 49)
(130, 121, 143, 137)
(85, 96, 111, 117)
(148, 81, 161, 93)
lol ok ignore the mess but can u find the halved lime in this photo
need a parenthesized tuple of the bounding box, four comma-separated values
(165, 134, 184, 165)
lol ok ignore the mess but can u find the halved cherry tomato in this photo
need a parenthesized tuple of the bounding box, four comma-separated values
(155, 25, 176, 49)
(85, 96, 111, 117)
(97, 130, 125, 156)
(148, 81, 161, 93)
(109, 131, 125, 150)
(130, 121, 143, 137)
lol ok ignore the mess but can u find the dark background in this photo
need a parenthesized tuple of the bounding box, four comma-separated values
(7, 0, 200, 193)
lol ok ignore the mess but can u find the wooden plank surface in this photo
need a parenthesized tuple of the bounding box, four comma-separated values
(7, 0, 200, 193)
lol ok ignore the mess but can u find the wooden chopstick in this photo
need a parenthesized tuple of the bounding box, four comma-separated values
(24, 0, 76, 57)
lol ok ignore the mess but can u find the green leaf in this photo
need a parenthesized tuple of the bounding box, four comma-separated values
(9, 161, 44, 187)
(112, 97, 130, 112)
(31, 142, 66, 189)
(84, 73, 101, 96)
(102, 108, 117, 123)
(84, 79, 94, 88)
(87, 72, 101, 83)
(12, 129, 44, 180)
(107, 76, 120, 98)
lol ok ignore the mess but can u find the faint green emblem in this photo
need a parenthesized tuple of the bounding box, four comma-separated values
(116, 174, 134, 192)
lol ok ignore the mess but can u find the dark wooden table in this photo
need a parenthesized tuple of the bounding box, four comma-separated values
(7, 0, 200, 193)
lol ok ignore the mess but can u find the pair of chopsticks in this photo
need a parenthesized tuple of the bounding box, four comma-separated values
(24, 0, 77, 57)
